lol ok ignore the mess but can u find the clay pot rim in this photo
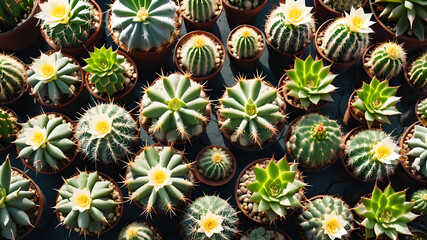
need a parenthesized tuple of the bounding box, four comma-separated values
(0, 56, 28, 107)
(180, 0, 223, 25)
(221, 0, 267, 14)
(174, 30, 226, 82)
(239, 226, 293, 240)
(0, 107, 20, 152)
(415, 97, 427, 124)
(117, 221, 164, 240)
(193, 145, 237, 187)
(0, 0, 40, 38)
(399, 120, 427, 184)
(314, 0, 369, 16)
(226, 25, 265, 64)
(404, 53, 427, 97)
(16, 112, 79, 174)
(55, 171, 124, 236)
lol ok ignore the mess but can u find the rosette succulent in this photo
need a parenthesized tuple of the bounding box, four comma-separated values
(229, 26, 263, 59)
(83, 46, 126, 96)
(354, 184, 419, 240)
(125, 146, 193, 215)
(0, 54, 26, 103)
(406, 125, 427, 178)
(218, 76, 286, 147)
(366, 42, 407, 79)
(0, 0, 34, 32)
(0, 108, 17, 147)
(118, 222, 158, 240)
(411, 189, 427, 214)
(417, 98, 427, 126)
(352, 77, 401, 127)
(226, 0, 260, 10)
(246, 157, 306, 221)
(326, 0, 363, 12)
(197, 146, 234, 181)
(408, 52, 427, 89)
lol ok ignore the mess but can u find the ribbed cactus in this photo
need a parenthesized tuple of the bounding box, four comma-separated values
(83, 46, 126, 96)
(227, 0, 260, 10)
(125, 146, 193, 215)
(118, 222, 156, 240)
(76, 103, 138, 164)
(408, 53, 427, 89)
(298, 196, 354, 240)
(0, 54, 26, 103)
(182, 0, 219, 22)
(366, 42, 406, 79)
(140, 73, 210, 143)
(35, 0, 95, 48)
(287, 114, 342, 169)
(417, 98, 427, 126)
(411, 189, 427, 214)
(180, 34, 220, 77)
(198, 146, 233, 181)
(345, 129, 400, 181)
(111, 0, 179, 51)
(218, 76, 286, 147)
(15, 113, 75, 172)
(320, 7, 373, 63)
(0, 156, 37, 240)
(230, 26, 261, 59)
(181, 195, 238, 240)
(407, 125, 427, 178)
(0, 108, 17, 147)
(0, 0, 34, 32)
(327, 0, 363, 12)
(27, 51, 80, 104)
(55, 171, 121, 235)
(265, 1, 315, 54)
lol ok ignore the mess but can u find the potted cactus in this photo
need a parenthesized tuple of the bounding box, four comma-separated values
(240, 227, 292, 240)
(0, 107, 19, 152)
(109, 0, 182, 70)
(411, 189, 427, 214)
(403, 52, 427, 102)
(315, 7, 374, 73)
(174, 31, 225, 82)
(76, 103, 139, 165)
(416, 97, 427, 126)
(235, 156, 306, 224)
(297, 196, 355, 240)
(0, 156, 45, 240)
(264, 0, 315, 70)
(139, 73, 210, 144)
(194, 145, 237, 186)
(313, 0, 368, 25)
(227, 25, 265, 69)
(285, 114, 343, 170)
(221, 0, 267, 26)
(125, 145, 194, 215)
(15, 113, 78, 174)
(353, 184, 419, 239)
(341, 127, 400, 182)
(343, 77, 401, 129)
(180, 195, 239, 240)
(35, 0, 103, 60)
(217, 76, 286, 149)
(83, 46, 138, 104)
(55, 170, 123, 236)
(118, 221, 164, 240)
(180, 0, 222, 31)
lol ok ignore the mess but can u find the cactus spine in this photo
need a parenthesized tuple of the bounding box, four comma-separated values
(0, 0, 34, 32)
(417, 98, 427, 126)
(182, 0, 219, 22)
(181, 34, 220, 77)
(0, 54, 26, 102)
(409, 52, 427, 89)
(328, 0, 363, 12)
(198, 146, 233, 180)
(411, 189, 427, 214)
(118, 222, 158, 240)
(366, 42, 406, 79)
(230, 26, 261, 59)
(0, 108, 17, 147)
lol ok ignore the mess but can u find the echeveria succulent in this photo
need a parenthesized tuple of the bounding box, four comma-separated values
(407, 124, 427, 178)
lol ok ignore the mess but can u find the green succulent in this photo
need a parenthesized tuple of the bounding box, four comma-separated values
(406, 124, 427, 178)
(0, 0, 34, 32)
(411, 189, 427, 214)
(417, 98, 427, 126)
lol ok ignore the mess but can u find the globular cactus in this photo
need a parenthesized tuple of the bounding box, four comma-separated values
(83, 46, 126, 96)
(111, 0, 179, 51)
(417, 98, 427, 126)
(345, 129, 400, 181)
(366, 42, 407, 79)
(180, 34, 221, 77)
(118, 222, 158, 240)
(0, 156, 37, 240)
(326, 0, 363, 12)
(182, 0, 220, 22)
(227, 0, 260, 10)
(287, 114, 342, 169)
(198, 146, 233, 181)
(0, 108, 17, 147)
(35, 0, 95, 48)
(408, 52, 427, 89)
(407, 125, 427, 178)
(181, 195, 238, 240)
(265, 0, 315, 54)
(320, 7, 374, 63)
(411, 189, 427, 214)
(76, 103, 138, 164)
(55, 171, 122, 235)
(298, 196, 354, 240)
(125, 146, 193, 215)
(27, 51, 80, 104)
(140, 73, 210, 143)
(15, 113, 75, 172)
(229, 26, 263, 59)
(0, 54, 26, 103)
(0, 0, 34, 32)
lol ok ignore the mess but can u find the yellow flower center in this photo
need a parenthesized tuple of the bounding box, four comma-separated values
(387, 45, 399, 59)
(52, 5, 67, 19)
(204, 219, 217, 232)
(376, 145, 392, 161)
(423, 194, 427, 201)
(126, 227, 138, 238)
(242, 30, 251, 38)
(153, 170, 167, 185)
(289, 7, 302, 23)
(326, 219, 339, 234)
(95, 120, 110, 135)
(75, 193, 91, 208)
(212, 153, 222, 163)
(193, 37, 206, 48)
(352, 16, 364, 29)
(41, 64, 55, 78)
(32, 132, 45, 145)
(136, 7, 149, 21)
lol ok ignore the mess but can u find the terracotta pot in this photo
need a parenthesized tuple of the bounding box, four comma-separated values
(117, 221, 164, 240)
(313, 0, 368, 26)
(55, 171, 124, 236)
(238, 226, 293, 240)
(227, 25, 265, 70)
(40, 0, 105, 61)
(0, 107, 20, 152)
(193, 145, 237, 186)
(16, 112, 79, 174)
(399, 52, 427, 103)
(174, 30, 225, 83)
(0, 0, 41, 51)
(181, 0, 222, 32)
(369, 0, 427, 52)
(221, 0, 268, 26)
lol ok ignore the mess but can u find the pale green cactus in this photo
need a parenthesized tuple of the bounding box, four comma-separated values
(0, 108, 17, 147)
(0, 0, 34, 32)
(198, 146, 233, 181)
(406, 125, 427, 178)
(411, 189, 427, 214)
(182, 0, 220, 22)
(118, 222, 157, 240)
(229, 26, 262, 59)
(408, 52, 427, 89)
(0, 54, 26, 103)
(417, 98, 427, 127)
(366, 42, 407, 79)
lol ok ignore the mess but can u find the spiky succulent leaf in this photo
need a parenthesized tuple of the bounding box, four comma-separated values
(0, 54, 26, 103)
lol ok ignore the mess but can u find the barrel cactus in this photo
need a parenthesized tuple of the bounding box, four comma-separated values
(140, 73, 210, 143)
(320, 7, 374, 63)
(227, 0, 260, 10)
(229, 26, 263, 59)
(325, 0, 363, 12)
(354, 184, 419, 240)
(0, 108, 17, 147)
(197, 146, 233, 181)
(345, 129, 400, 181)
(15, 113, 76, 172)
(365, 42, 407, 79)
(218, 76, 286, 147)
(35, 0, 96, 48)
(265, 0, 315, 54)
(76, 103, 138, 164)
(181, 195, 238, 240)
(182, 0, 220, 22)
(27, 51, 80, 105)
(411, 189, 427, 214)
(110, 0, 179, 51)
(125, 145, 193, 215)
(287, 114, 342, 169)
(417, 98, 427, 126)
(408, 52, 427, 89)
(0, 0, 34, 32)
(298, 196, 354, 240)
(118, 222, 159, 240)
(0, 54, 26, 103)
(55, 171, 122, 235)
(406, 125, 427, 178)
